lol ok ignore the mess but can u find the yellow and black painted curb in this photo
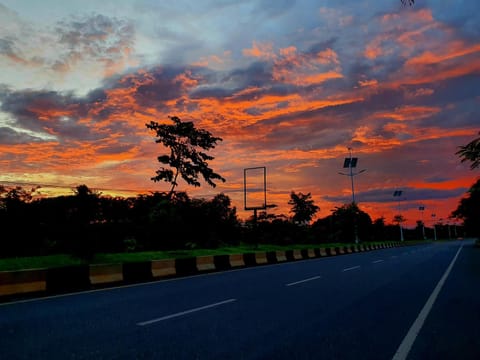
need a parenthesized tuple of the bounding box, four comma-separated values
(0, 242, 408, 301)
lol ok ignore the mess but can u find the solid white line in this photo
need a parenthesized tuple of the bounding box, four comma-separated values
(372, 260, 384, 264)
(137, 298, 237, 326)
(391, 245, 463, 360)
(342, 266, 360, 272)
(286, 276, 321, 287)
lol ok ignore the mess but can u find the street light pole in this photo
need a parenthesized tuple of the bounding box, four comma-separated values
(393, 190, 404, 242)
(419, 205, 426, 240)
(338, 147, 366, 244)
(338, 147, 366, 204)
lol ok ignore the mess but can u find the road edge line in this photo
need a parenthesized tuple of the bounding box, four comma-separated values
(391, 244, 463, 360)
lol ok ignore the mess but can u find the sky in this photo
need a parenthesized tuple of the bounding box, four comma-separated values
(0, 0, 479, 228)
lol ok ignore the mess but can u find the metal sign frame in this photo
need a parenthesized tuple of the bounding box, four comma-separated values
(243, 166, 267, 211)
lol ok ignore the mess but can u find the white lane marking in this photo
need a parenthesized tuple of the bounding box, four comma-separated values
(342, 266, 360, 272)
(286, 276, 321, 287)
(372, 260, 384, 264)
(391, 245, 463, 360)
(137, 298, 237, 326)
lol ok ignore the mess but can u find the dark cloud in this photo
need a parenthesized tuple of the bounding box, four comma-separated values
(54, 13, 134, 70)
(0, 88, 98, 141)
(225, 61, 274, 89)
(0, 38, 17, 58)
(323, 186, 467, 204)
(0, 126, 44, 144)
(425, 176, 452, 183)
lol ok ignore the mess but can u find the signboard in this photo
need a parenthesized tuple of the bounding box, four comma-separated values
(243, 167, 266, 211)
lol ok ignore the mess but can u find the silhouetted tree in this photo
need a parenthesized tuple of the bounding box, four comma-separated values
(0, 185, 41, 256)
(451, 179, 480, 238)
(288, 191, 319, 224)
(316, 203, 372, 243)
(401, 0, 414, 6)
(146, 116, 226, 198)
(70, 184, 101, 259)
(456, 132, 480, 170)
(372, 217, 387, 241)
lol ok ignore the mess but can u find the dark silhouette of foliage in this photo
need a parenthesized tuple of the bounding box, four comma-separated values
(0, 180, 450, 260)
(451, 179, 480, 237)
(288, 191, 319, 224)
(146, 116, 226, 197)
(401, 0, 414, 6)
(456, 132, 480, 170)
(313, 203, 372, 243)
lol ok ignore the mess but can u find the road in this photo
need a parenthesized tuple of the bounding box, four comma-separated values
(1, 240, 479, 359)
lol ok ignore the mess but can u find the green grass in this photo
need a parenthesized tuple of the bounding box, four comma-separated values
(0, 240, 419, 272)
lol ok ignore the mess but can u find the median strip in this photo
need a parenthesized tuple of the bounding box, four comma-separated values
(286, 276, 321, 287)
(137, 298, 237, 326)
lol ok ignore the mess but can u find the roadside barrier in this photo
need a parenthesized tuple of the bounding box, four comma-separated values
(123, 262, 153, 284)
(255, 252, 268, 265)
(335, 247, 345, 255)
(175, 258, 197, 276)
(89, 264, 123, 285)
(196, 255, 216, 272)
(0, 269, 46, 297)
(229, 254, 245, 268)
(275, 251, 287, 262)
(152, 259, 176, 278)
(0, 241, 416, 301)
(46, 265, 90, 294)
(213, 255, 231, 271)
(266, 251, 277, 264)
(327, 247, 337, 256)
(293, 250, 303, 260)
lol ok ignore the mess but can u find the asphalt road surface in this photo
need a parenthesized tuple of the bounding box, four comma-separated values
(1, 240, 479, 359)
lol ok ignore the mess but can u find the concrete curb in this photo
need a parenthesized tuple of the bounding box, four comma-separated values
(0, 241, 411, 301)
(0, 269, 47, 297)
(275, 251, 287, 262)
(90, 264, 123, 285)
(152, 259, 176, 278)
(229, 254, 245, 268)
(196, 255, 216, 272)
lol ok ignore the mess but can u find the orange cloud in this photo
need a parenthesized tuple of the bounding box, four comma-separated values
(242, 41, 275, 60)
(358, 79, 378, 87)
(374, 105, 441, 121)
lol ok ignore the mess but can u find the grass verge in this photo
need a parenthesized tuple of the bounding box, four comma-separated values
(0, 241, 424, 272)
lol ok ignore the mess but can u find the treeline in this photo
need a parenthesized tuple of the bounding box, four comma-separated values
(0, 184, 454, 259)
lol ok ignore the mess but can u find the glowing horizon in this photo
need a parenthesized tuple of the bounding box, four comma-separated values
(1, 1, 478, 228)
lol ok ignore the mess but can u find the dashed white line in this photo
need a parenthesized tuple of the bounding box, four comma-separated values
(137, 298, 237, 326)
(372, 260, 384, 264)
(286, 276, 321, 287)
(343, 266, 361, 272)
(391, 245, 463, 360)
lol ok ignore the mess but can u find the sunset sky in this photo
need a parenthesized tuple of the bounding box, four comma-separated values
(1, 0, 479, 227)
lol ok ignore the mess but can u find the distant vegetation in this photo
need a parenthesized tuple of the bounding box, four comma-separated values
(0, 184, 466, 261)
(1, 119, 477, 261)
